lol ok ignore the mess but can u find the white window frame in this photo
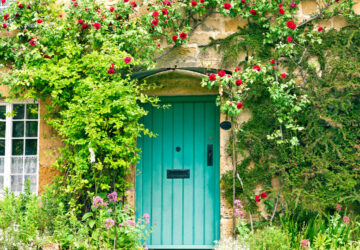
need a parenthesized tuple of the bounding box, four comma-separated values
(0, 100, 40, 195)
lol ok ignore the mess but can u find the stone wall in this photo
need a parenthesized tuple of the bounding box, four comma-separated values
(1, 0, 360, 242)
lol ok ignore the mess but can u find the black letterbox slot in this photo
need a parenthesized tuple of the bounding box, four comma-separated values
(167, 169, 190, 179)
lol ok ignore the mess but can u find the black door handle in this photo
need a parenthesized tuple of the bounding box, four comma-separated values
(207, 144, 213, 166)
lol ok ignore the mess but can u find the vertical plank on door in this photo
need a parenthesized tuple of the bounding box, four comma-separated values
(172, 103, 184, 245)
(162, 106, 173, 245)
(151, 107, 163, 245)
(183, 102, 194, 245)
(204, 102, 215, 245)
(194, 102, 205, 245)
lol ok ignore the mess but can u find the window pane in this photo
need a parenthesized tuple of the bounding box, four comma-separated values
(0, 158, 4, 173)
(24, 175, 37, 192)
(11, 157, 23, 173)
(0, 122, 5, 138)
(0, 140, 4, 156)
(13, 121, 24, 137)
(13, 104, 25, 119)
(26, 121, 38, 137)
(25, 139, 37, 155)
(0, 106, 6, 120)
(26, 104, 39, 119)
(11, 175, 23, 192)
(12, 139, 24, 155)
(0, 176, 3, 189)
(25, 157, 37, 174)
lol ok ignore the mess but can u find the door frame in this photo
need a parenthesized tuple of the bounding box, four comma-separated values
(136, 95, 221, 249)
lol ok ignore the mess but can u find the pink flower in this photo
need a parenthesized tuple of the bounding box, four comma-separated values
(287, 36, 293, 42)
(2, 23, 7, 28)
(300, 239, 309, 249)
(127, 219, 136, 227)
(1, 0, 6, 4)
(92, 196, 103, 208)
(290, 2, 297, 9)
(318, 26, 323, 31)
(109, 6, 115, 12)
(343, 216, 350, 225)
(73, 2, 78, 7)
(29, 39, 36, 46)
(124, 56, 131, 63)
(107, 191, 117, 202)
(104, 218, 115, 229)
(336, 204, 341, 211)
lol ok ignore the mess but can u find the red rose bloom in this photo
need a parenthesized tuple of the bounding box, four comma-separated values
(224, 3, 231, 9)
(109, 6, 115, 12)
(253, 65, 261, 71)
(73, 2, 78, 6)
(270, 59, 276, 64)
(255, 195, 261, 202)
(152, 11, 159, 17)
(81, 23, 88, 29)
(1, 0, 6, 4)
(218, 70, 226, 77)
(4, 14, 9, 21)
(290, 2, 297, 8)
(234, 67, 241, 72)
(163, 0, 171, 6)
(236, 79, 242, 86)
(78, 19, 83, 24)
(287, 36, 293, 42)
(281, 73, 287, 78)
(36, 18, 42, 23)
(152, 18, 159, 25)
(241, 0, 245, 3)
(278, 3, 283, 7)
(286, 20, 297, 30)
(124, 56, 131, 63)
(130, 1, 137, 7)
(29, 39, 36, 46)
(2, 23, 7, 28)
(200, 0, 204, 2)
(18, 3, 24, 8)
(161, 8, 168, 15)
(278, 8, 284, 14)
(318, 26, 323, 31)
(191, 1, 197, 7)
(85, 7, 88, 10)
(179, 32, 187, 39)
(237, 102, 243, 109)
(93, 22, 101, 29)
(27, 4, 31, 9)
(108, 68, 115, 74)
(260, 192, 267, 199)
(172, 34, 178, 42)
(250, 9, 257, 15)
(209, 73, 216, 81)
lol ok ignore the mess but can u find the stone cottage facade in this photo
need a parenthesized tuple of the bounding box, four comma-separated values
(1, 0, 360, 246)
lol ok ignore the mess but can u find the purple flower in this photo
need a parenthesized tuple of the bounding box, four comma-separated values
(108, 209, 113, 213)
(234, 200, 243, 208)
(92, 196, 103, 209)
(105, 218, 115, 229)
(142, 213, 150, 223)
(107, 191, 118, 202)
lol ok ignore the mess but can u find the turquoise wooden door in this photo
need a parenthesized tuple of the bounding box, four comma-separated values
(136, 96, 220, 249)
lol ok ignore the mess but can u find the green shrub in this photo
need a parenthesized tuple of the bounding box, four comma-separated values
(247, 226, 291, 250)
